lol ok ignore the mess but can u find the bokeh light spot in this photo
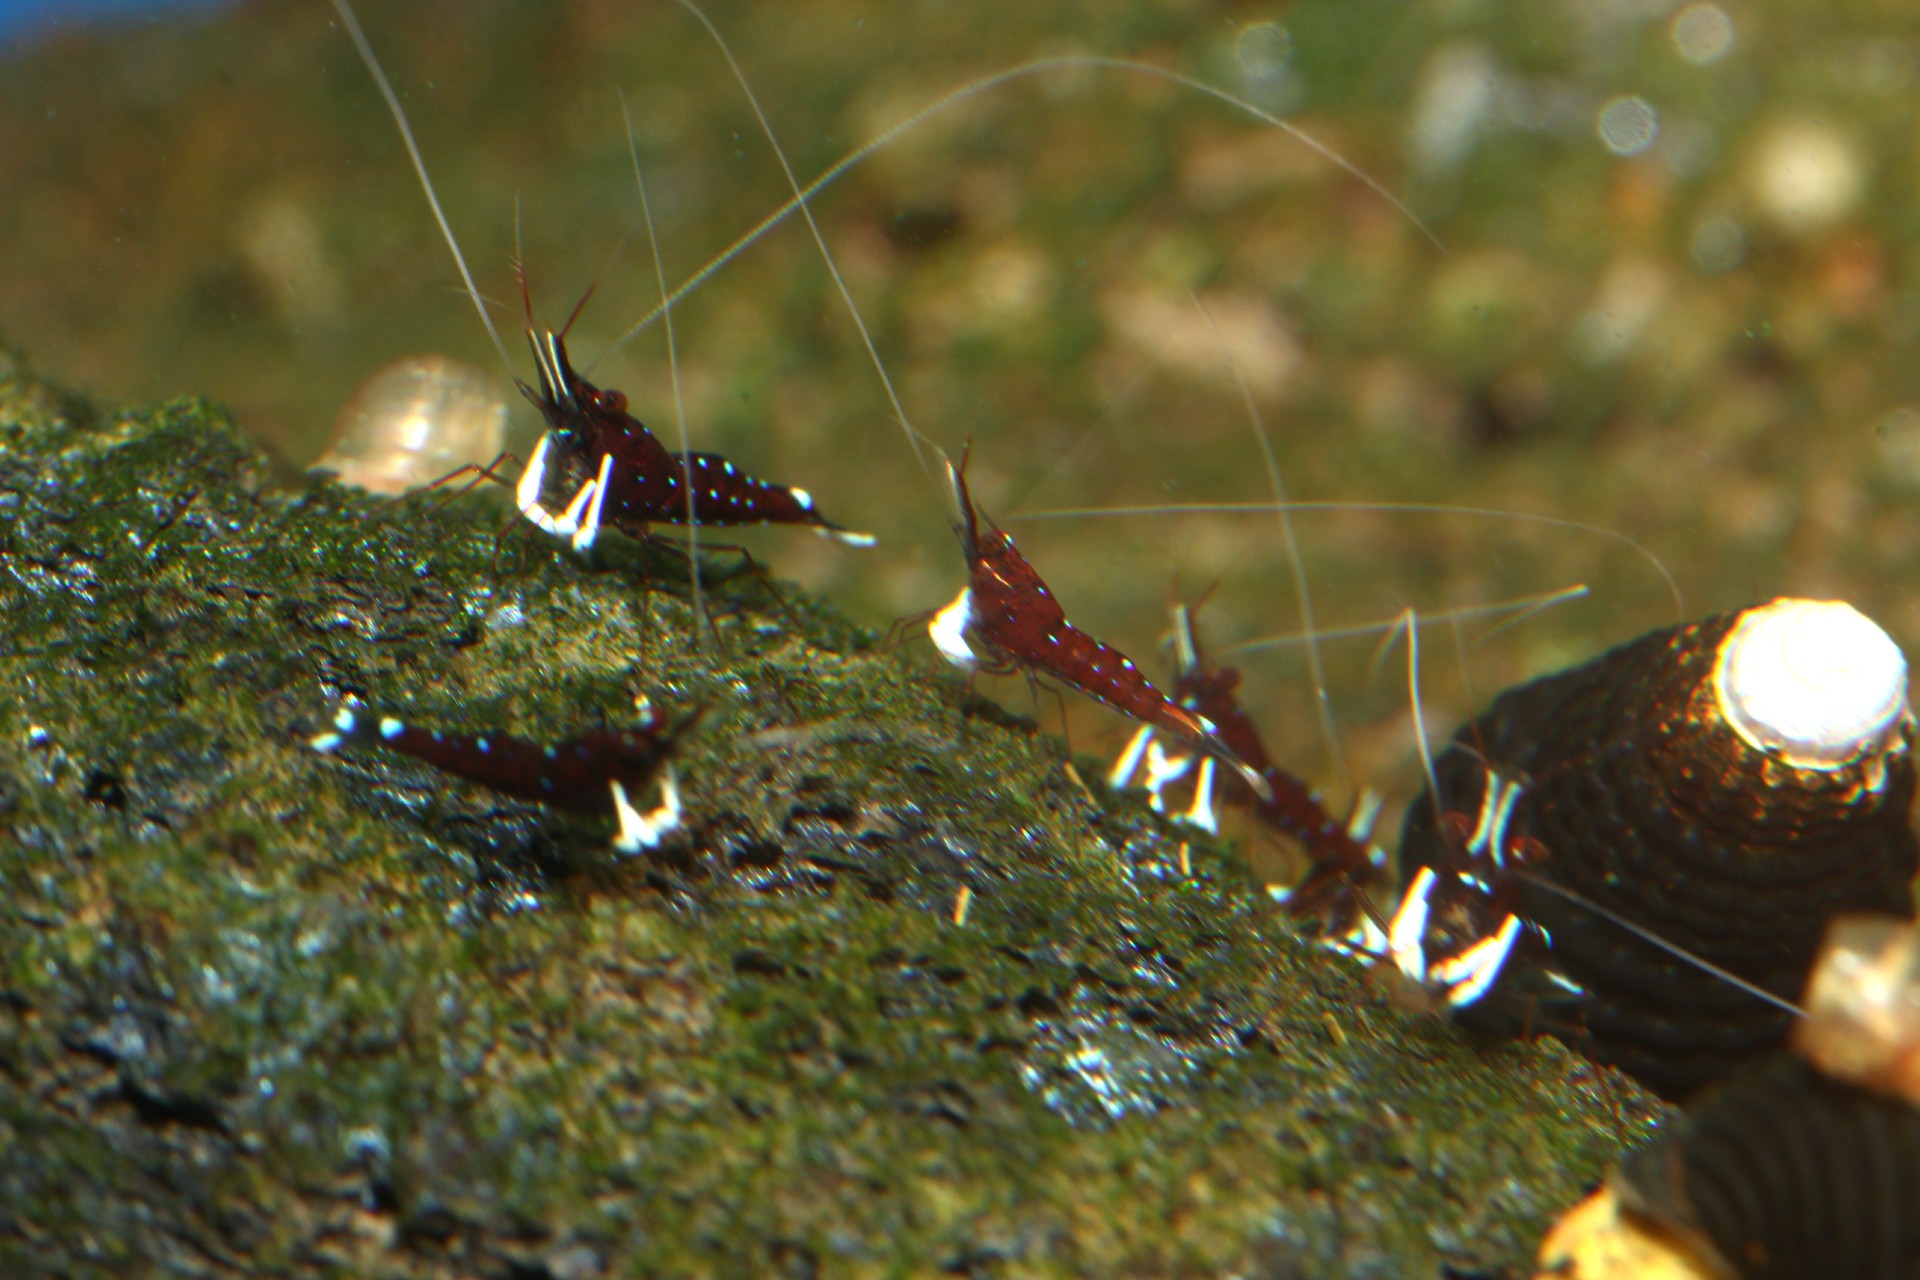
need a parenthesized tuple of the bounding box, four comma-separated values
(1671, 4, 1734, 66)
(1597, 96, 1659, 156)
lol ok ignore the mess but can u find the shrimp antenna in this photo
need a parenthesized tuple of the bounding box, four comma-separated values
(1518, 874, 1808, 1019)
(1222, 586, 1591, 659)
(327, 0, 513, 373)
(1190, 291, 1344, 791)
(607, 53, 1441, 385)
(671, 0, 943, 478)
(1401, 608, 1444, 811)
(1017, 499, 1683, 619)
(619, 91, 705, 644)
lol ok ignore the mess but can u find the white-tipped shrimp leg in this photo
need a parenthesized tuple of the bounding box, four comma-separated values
(515, 432, 562, 532)
(1387, 865, 1438, 989)
(1379, 860, 1527, 1008)
(929, 587, 977, 669)
(553, 473, 598, 537)
(515, 432, 611, 554)
(1427, 914, 1524, 1008)
(516, 431, 598, 541)
(610, 768, 682, 854)
(570, 453, 614, 554)
(1178, 755, 1219, 834)
(1108, 727, 1218, 834)
(1467, 770, 1525, 867)
(1140, 740, 1196, 815)
(1108, 724, 1154, 792)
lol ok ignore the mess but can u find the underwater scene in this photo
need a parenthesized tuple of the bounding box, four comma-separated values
(2, 1, 1918, 1276)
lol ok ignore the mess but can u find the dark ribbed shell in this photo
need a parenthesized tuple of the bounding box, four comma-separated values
(1400, 609, 1920, 1098)
(1616, 1056, 1920, 1280)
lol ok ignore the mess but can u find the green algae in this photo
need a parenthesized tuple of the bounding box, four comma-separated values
(0, 372, 1663, 1278)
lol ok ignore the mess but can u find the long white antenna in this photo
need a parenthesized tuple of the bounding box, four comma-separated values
(1191, 292, 1344, 789)
(1220, 586, 1590, 658)
(1519, 875, 1808, 1019)
(327, 0, 512, 373)
(1402, 608, 1443, 810)
(671, 0, 942, 477)
(608, 54, 1441, 363)
(619, 92, 704, 646)
(1017, 499, 1683, 618)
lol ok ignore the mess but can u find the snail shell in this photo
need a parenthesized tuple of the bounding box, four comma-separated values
(1791, 914, 1920, 1105)
(312, 355, 507, 495)
(1538, 1055, 1920, 1280)
(1539, 917, 1920, 1279)
(1622, 1056, 1920, 1280)
(1401, 598, 1919, 1099)
(1534, 1182, 1730, 1280)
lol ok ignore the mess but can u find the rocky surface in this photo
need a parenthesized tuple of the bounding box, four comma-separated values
(0, 354, 1662, 1277)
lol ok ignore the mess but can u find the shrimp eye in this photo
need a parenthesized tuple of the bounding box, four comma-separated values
(1437, 810, 1476, 849)
(1505, 835, 1551, 870)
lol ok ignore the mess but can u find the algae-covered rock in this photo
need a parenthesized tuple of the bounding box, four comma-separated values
(0, 352, 1662, 1277)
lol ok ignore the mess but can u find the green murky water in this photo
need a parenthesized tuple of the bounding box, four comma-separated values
(0, 2, 1911, 1268)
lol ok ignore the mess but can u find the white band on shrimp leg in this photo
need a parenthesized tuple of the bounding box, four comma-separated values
(1429, 914, 1524, 1008)
(517, 432, 564, 533)
(571, 452, 614, 554)
(1388, 865, 1438, 987)
(611, 769, 682, 854)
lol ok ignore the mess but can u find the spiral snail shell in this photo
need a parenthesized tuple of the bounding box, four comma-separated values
(1401, 598, 1919, 1099)
(311, 355, 507, 495)
(1537, 917, 1920, 1280)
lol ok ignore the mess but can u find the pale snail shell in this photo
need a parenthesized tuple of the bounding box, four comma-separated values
(312, 355, 507, 495)
(1792, 914, 1920, 1105)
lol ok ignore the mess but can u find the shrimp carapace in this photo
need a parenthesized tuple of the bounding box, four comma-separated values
(515, 325, 875, 554)
(928, 454, 1270, 803)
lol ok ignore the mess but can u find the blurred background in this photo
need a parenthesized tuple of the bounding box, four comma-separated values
(5, 0, 1919, 838)
(0, 0, 225, 44)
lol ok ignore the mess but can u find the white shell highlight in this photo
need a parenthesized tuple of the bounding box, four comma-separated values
(1713, 598, 1908, 769)
(313, 355, 507, 495)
